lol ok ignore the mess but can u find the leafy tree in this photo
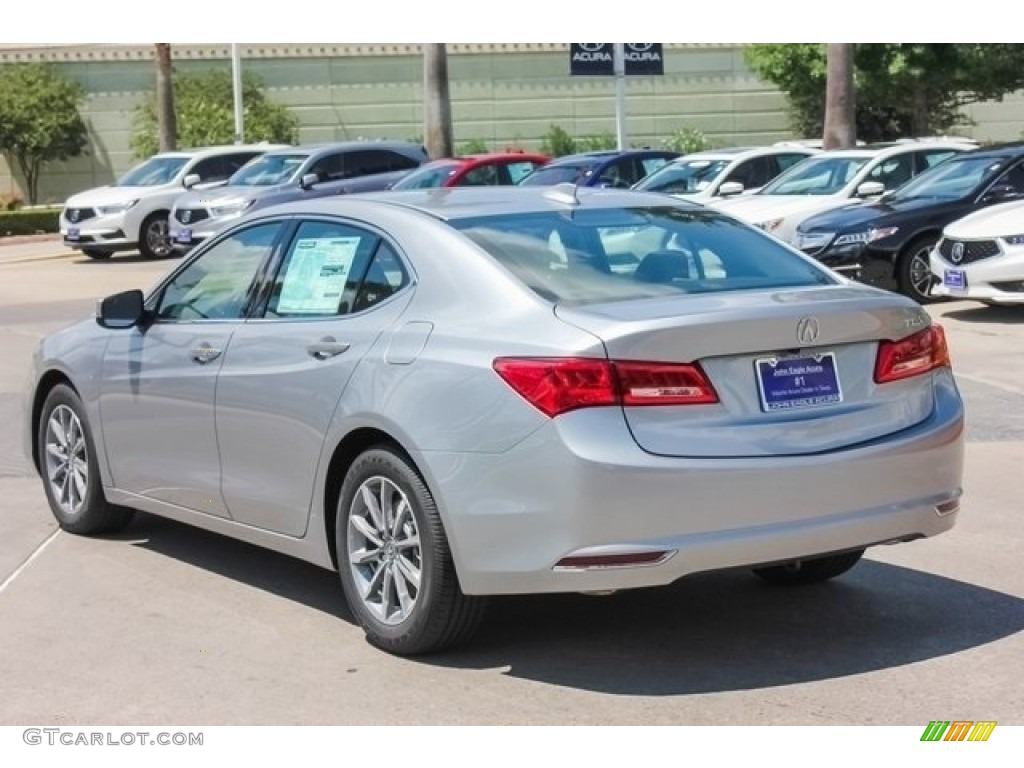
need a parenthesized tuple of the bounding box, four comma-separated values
(577, 131, 617, 152)
(0, 63, 88, 203)
(132, 69, 298, 158)
(745, 44, 1024, 142)
(456, 137, 489, 154)
(663, 126, 713, 154)
(540, 124, 577, 157)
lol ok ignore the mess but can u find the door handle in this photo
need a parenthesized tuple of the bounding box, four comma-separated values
(307, 337, 350, 360)
(190, 344, 222, 364)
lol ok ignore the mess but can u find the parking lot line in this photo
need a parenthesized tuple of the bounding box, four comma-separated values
(0, 529, 61, 595)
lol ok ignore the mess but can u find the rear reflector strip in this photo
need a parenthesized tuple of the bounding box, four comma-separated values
(554, 550, 676, 570)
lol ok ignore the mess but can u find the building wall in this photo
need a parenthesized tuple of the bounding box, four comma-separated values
(2, 43, 1021, 204)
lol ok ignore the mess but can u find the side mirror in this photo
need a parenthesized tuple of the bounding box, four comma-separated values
(299, 173, 319, 190)
(856, 181, 885, 198)
(982, 184, 1019, 204)
(96, 289, 146, 329)
(718, 181, 745, 197)
(182, 173, 202, 189)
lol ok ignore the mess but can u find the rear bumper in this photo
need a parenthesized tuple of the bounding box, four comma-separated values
(420, 369, 964, 596)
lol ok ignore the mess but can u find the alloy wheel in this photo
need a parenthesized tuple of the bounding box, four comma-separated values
(145, 218, 172, 258)
(346, 476, 423, 626)
(44, 404, 89, 516)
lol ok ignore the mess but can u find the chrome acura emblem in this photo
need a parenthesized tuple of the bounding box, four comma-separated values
(68, 209, 80, 223)
(181, 210, 192, 224)
(951, 241, 965, 264)
(796, 316, 820, 345)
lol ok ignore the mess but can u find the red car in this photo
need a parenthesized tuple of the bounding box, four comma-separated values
(391, 151, 551, 189)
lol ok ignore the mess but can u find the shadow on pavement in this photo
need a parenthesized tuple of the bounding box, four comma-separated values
(121, 513, 1024, 695)
(944, 305, 1024, 324)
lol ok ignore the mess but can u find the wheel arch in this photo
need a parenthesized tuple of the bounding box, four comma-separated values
(322, 427, 426, 570)
(893, 229, 942, 279)
(30, 370, 78, 474)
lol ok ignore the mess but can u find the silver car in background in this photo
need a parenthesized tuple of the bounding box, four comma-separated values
(168, 140, 429, 251)
(25, 187, 964, 655)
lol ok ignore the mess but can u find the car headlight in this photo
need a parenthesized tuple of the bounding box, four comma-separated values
(1003, 234, 1024, 246)
(868, 226, 899, 242)
(833, 231, 871, 247)
(794, 231, 834, 250)
(96, 199, 139, 215)
(757, 218, 784, 232)
(209, 200, 255, 218)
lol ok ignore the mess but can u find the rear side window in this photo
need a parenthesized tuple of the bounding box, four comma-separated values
(450, 208, 834, 305)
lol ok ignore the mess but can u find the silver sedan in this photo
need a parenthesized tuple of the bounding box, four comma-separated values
(24, 186, 965, 655)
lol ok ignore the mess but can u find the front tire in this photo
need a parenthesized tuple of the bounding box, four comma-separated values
(138, 212, 172, 259)
(752, 549, 865, 586)
(336, 447, 485, 655)
(898, 235, 940, 304)
(37, 384, 134, 535)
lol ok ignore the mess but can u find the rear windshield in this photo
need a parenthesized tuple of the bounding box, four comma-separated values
(449, 208, 835, 305)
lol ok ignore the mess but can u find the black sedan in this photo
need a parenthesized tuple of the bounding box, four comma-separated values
(793, 143, 1024, 302)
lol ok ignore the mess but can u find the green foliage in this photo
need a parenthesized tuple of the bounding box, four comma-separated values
(576, 131, 617, 152)
(132, 69, 299, 158)
(0, 208, 60, 236)
(539, 124, 577, 157)
(745, 44, 1024, 141)
(663, 127, 713, 154)
(0, 63, 88, 204)
(456, 138, 490, 154)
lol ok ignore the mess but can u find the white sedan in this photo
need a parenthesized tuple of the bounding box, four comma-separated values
(931, 199, 1024, 305)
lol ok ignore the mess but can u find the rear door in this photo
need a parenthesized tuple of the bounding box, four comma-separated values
(214, 218, 414, 536)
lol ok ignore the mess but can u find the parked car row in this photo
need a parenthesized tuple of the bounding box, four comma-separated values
(58, 136, 1024, 307)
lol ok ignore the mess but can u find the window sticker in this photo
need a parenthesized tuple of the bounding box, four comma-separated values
(277, 236, 361, 314)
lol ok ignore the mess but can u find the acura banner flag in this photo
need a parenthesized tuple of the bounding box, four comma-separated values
(569, 44, 664, 76)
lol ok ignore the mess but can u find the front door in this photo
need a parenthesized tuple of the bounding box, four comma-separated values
(99, 221, 284, 516)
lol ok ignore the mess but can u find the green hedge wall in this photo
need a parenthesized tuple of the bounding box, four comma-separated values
(0, 209, 61, 237)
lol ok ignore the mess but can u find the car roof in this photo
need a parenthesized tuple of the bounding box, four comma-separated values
(255, 185, 703, 223)
(152, 143, 285, 159)
(547, 149, 672, 166)
(674, 146, 816, 162)
(260, 140, 427, 158)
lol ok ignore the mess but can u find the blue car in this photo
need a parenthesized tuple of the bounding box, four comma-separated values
(518, 149, 679, 188)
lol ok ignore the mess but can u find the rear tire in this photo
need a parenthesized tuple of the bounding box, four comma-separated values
(336, 446, 486, 655)
(37, 384, 134, 535)
(752, 549, 865, 586)
(897, 235, 940, 304)
(82, 249, 113, 260)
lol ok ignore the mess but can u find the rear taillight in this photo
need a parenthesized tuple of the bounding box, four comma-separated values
(493, 357, 718, 417)
(874, 325, 951, 384)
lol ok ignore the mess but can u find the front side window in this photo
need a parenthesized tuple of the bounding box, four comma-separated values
(866, 153, 915, 190)
(450, 208, 834, 305)
(459, 164, 501, 186)
(506, 161, 543, 184)
(156, 223, 282, 321)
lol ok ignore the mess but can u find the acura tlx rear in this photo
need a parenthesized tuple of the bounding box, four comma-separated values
(433, 287, 963, 596)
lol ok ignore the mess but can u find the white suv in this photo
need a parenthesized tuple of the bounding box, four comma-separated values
(59, 144, 285, 259)
(710, 140, 976, 245)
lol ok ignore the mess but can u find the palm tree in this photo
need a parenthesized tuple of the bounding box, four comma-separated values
(823, 44, 856, 149)
(154, 44, 176, 152)
(423, 44, 453, 158)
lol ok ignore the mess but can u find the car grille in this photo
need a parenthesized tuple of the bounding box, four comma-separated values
(938, 238, 1000, 264)
(175, 208, 209, 224)
(64, 207, 96, 223)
